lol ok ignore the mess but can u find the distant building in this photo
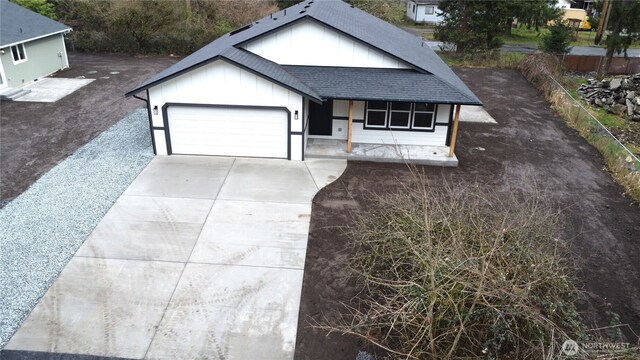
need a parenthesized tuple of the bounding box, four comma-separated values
(405, 0, 442, 24)
(0, 0, 71, 90)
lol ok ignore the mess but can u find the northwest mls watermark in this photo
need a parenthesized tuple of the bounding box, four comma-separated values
(561, 339, 631, 356)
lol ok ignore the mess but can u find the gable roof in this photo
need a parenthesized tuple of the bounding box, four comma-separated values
(0, 0, 71, 48)
(127, 0, 481, 105)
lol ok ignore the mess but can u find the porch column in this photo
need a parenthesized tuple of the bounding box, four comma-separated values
(448, 104, 461, 158)
(347, 100, 353, 153)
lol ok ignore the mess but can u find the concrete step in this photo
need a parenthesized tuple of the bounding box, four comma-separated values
(0, 88, 31, 100)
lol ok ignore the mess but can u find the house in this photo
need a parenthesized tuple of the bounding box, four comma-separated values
(126, 0, 481, 161)
(405, 0, 442, 24)
(0, 0, 71, 91)
(556, 0, 574, 9)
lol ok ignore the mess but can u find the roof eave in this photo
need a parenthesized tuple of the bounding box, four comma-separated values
(0, 28, 71, 48)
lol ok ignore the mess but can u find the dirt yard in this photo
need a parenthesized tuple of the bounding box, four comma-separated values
(0, 53, 178, 203)
(294, 68, 640, 359)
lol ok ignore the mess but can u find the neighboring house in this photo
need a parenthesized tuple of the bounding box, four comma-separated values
(127, 0, 481, 161)
(556, 0, 574, 9)
(405, 0, 442, 24)
(0, 0, 71, 90)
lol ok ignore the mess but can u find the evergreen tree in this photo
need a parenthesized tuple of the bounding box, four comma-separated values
(540, 22, 573, 54)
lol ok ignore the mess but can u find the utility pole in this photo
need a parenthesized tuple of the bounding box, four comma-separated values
(594, 0, 611, 45)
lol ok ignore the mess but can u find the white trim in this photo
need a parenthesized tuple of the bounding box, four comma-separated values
(0, 29, 71, 49)
(60, 33, 69, 68)
(412, 103, 436, 130)
(0, 60, 7, 90)
(388, 102, 412, 129)
(11, 43, 27, 64)
(365, 101, 388, 128)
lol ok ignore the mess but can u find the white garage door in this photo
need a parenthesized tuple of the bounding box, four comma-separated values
(167, 106, 288, 158)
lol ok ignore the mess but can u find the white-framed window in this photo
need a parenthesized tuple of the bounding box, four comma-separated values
(412, 103, 436, 129)
(365, 101, 437, 131)
(365, 101, 388, 128)
(412, 4, 416, 13)
(11, 43, 27, 64)
(425, 6, 435, 15)
(388, 102, 412, 129)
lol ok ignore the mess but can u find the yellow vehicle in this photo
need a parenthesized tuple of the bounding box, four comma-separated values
(563, 8, 592, 31)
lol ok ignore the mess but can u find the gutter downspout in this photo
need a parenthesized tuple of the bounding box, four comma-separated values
(132, 90, 157, 154)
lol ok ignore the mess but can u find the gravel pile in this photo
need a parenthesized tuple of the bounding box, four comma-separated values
(0, 109, 154, 349)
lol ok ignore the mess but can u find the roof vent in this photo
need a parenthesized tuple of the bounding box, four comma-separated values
(284, 9, 287, 15)
(229, 24, 252, 36)
(299, 10, 306, 13)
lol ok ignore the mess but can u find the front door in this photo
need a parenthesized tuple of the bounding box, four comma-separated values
(308, 100, 333, 136)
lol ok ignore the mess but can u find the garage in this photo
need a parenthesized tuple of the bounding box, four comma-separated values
(165, 105, 290, 159)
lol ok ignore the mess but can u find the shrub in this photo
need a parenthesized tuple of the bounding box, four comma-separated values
(327, 175, 586, 359)
(540, 22, 573, 54)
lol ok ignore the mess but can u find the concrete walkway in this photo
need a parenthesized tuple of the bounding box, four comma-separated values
(4, 156, 346, 359)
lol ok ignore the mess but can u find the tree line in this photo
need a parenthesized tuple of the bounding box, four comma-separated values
(10, 0, 639, 75)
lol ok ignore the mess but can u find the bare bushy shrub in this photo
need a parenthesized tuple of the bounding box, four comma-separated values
(326, 173, 586, 359)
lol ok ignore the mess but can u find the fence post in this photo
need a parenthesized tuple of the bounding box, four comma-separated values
(597, 55, 603, 73)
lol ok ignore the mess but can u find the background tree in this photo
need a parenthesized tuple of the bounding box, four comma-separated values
(540, 21, 573, 54)
(435, 0, 561, 53)
(50, 0, 276, 55)
(597, 0, 640, 76)
(435, 0, 507, 53)
(10, 0, 56, 19)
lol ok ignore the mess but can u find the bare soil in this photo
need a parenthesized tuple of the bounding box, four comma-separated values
(0, 53, 178, 202)
(295, 68, 640, 359)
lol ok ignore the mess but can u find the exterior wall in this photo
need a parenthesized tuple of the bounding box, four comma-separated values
(406, 2, 442, 24)
(148, 59, 304, 160)
(0, 33, 68, 88)
(308, 100, 452, 146)
(243, 20, 410, 69)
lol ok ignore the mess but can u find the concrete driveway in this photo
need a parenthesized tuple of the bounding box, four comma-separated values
(4, 156, 346, 359)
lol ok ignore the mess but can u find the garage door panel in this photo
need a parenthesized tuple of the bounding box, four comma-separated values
(167, 106, 288, 158)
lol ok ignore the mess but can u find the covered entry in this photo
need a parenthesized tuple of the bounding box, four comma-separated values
(165, 104, 290, 159)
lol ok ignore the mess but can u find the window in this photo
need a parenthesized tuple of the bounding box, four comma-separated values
(11, 44, 27, 63)
(412, 103, 436, 129)
(365, 101, 388, 128)
(389, 102, 411, 129)
(412, 4, 415, 13)
(425, 6, 435, 15)
(365, 101, 437, 131)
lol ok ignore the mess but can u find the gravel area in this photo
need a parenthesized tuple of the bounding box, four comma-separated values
(0, 109, 154, 349)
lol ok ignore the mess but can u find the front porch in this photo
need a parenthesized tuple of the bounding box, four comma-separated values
(305, 138, 458, 167)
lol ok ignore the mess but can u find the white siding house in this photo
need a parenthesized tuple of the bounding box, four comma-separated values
(127, 0, 481, 161)
(406, 0, 442, 24)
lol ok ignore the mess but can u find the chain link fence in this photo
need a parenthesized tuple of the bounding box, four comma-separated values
(519, 53, 640, 201)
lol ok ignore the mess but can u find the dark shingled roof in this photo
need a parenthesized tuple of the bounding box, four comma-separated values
(282, 66, 479, 104)
(0, 0, 71, 47)
(127, 0, 481, 105)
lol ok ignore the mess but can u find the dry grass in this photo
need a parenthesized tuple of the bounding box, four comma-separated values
(322, 171, 586, 359)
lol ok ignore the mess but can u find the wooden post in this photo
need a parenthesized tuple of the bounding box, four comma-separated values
(347, 100, 353, 153)
(448, 104, 461, 158)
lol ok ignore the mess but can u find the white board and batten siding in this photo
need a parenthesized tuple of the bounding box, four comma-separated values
(308, 100, 452, 146)
(243, 20, 410, 69)
(148, 59, 304, 159)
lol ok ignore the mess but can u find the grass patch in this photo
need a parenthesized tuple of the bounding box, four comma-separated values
(519, 53, 640, 201)
(438, 51, 525, 69)
(507, 26, 640, 48)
